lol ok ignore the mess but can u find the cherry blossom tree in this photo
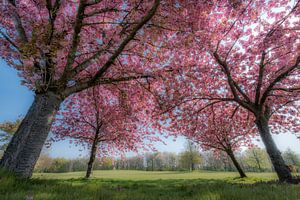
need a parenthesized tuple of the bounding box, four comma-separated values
(157, 0, 300, 182)
(51, 85, 157, 178)
(190, 105, 255, 178)
(0, 0, 183, 178)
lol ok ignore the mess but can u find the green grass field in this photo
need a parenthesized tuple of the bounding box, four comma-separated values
(33, 170, 279, 181)
(1, 170, 300, 200)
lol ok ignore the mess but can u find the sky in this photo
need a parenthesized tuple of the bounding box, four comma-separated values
(1, 59, 300, 158)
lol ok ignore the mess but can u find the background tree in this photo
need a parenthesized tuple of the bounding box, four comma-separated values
(202, 151, 225, 171)
(123, 156, 144, 170)
(160, 152, 178, 171)
(243, 147, 271, 172)
(145, 152, 160, 171)
(51, 85, 158, 178)
(115, 152, 179, 171)
(97, 157, 114, 170)
(34, 153, 54, 173)
(181, 105, 253, 177)
(179, 140, 202, 171)
(283, 148, 300, 172)
(33, 147, 299, 173)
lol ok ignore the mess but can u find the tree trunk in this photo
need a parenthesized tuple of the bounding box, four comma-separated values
(226, 149, 247, 178)
(0, 91, 62, 178)
(85, 133, 99, 178)
(253, 152, 262, 172)
(255, 117, 293, 182)
(152, 159, 154, 171)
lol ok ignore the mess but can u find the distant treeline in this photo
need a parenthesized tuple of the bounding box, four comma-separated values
(30, 148, 300, 173)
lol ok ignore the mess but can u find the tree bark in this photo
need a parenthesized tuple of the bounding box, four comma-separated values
(0, 91, 62, 178)
(255, 117, 293, 182)
(85, 132, 99, 178)
(226, 149, 247, 178)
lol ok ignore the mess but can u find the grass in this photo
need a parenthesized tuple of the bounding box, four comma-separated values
(33, 170, 279, 181)
(1, 170, 300, 200)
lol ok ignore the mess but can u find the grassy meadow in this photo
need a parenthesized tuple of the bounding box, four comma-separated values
(1, 170, 300, 200)
(34, 170, 279, 181)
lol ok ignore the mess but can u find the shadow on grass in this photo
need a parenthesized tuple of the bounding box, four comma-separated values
(0, 170, 299, 200)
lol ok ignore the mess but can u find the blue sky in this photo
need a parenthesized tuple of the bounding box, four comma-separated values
(1, 59, 300, 158)
(0, 60, 34, 121)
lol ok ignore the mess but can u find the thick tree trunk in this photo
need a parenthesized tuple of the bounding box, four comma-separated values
(0, 91, 62, 178)
(226, 149, 247, 178)
(255, 117, 293, 182)
(85, 134, 99, 178)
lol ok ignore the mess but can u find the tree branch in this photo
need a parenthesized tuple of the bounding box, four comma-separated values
(271, 87, 300, 93)
(7, 0, 28, 43)
(213, 51, 251, 103)
(84, 7, 124, 18)
(0, 30, 19, 51)
(46, 0, 61, 44)
(255, 51, 266, 105)
(63, 75, 153, 96)
(61, 0, 87, 81)
(89, 0, 160, 83)
(260, 56, 300, 105)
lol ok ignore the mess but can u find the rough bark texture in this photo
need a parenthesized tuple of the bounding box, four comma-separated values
(226, 149, 247, 178)
(0, 91, 62, 178)
(256, 117, 293, 182)
(85, 131, 100, 178)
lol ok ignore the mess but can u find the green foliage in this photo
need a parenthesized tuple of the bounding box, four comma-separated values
(283, 148, 300, 166)
(97, 157, 114, 170)
(34, 154, 115, 173)
(34, 156, 87, 173)
(47, 158, 70, 173)
(0, 118, 22, 134)
(0, 118, 21, 151)
(179, 151, 202, 171)
(242, 148, 272, 172)
(1, 170, 300, 200)
(179, 140, 202, 171)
